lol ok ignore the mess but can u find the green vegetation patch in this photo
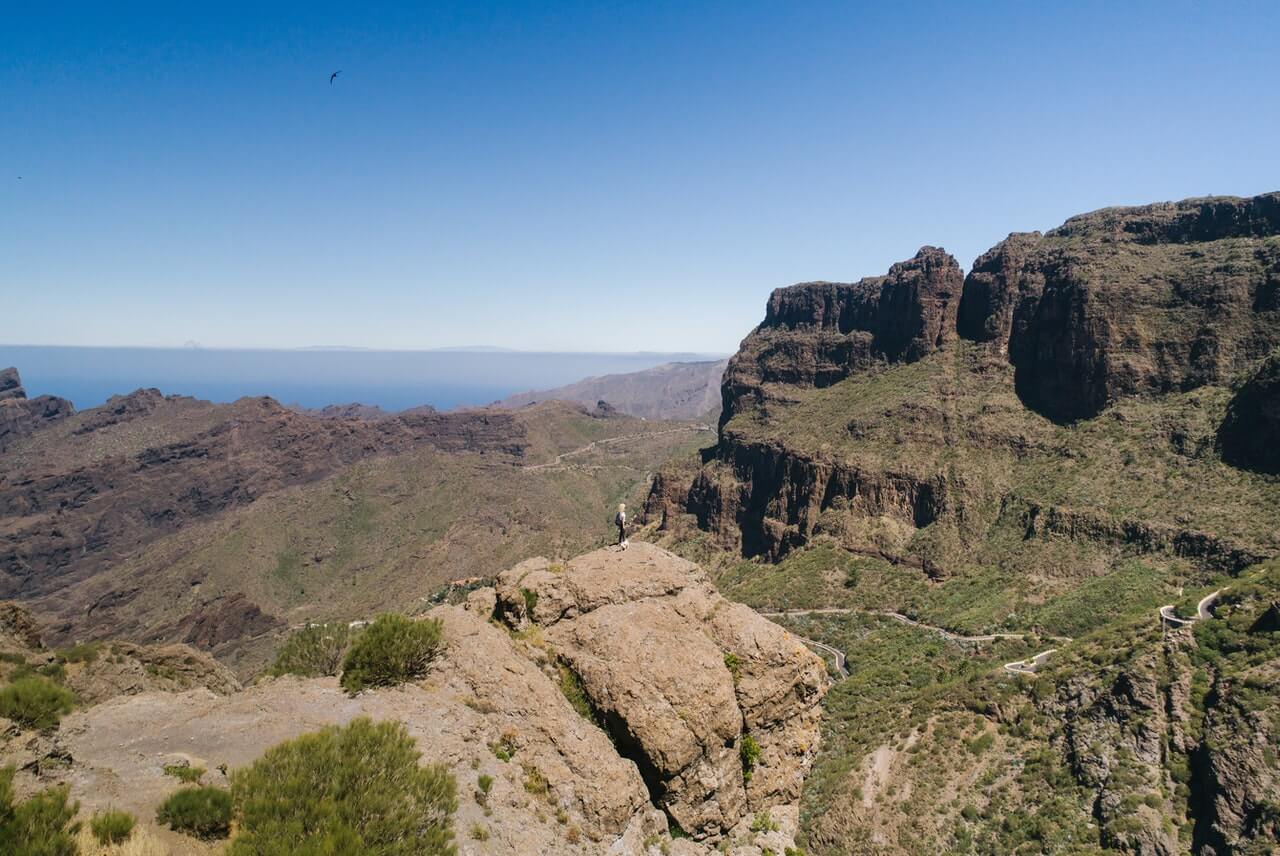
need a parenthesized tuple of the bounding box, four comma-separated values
(89, 808, 136, 845)
(229, 717, 457, 855)
(269, 621, 353, 678)
(156, 786, 232, 840)
(740, 733, 761, 782)
(0, 675, 76, 730)
(54, 642, 101, 664)
(163, 764, 205, 784)
(0, 765, 81, 855)
(339, 614, 443, 695)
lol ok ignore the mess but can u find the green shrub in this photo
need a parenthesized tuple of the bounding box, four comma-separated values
(740, 734, 762, 782)
(0, 676, 76, 730)
(521, 764, 549, 796)
(556, 661, 598, 723)
(269, 622, 352, 678)
(37, 662, 66, 682)
(520, 588, 538, 615)
(474, 773, 494, 806)
(89, 808, 136, 844)
(339, 614, 443, 694)
(0, 766, 80, 856)
(490, 730, 518, 762)
(55, 642, 101, 664)
(723, 652, 742, 685)
(229, 717, 457, 855)
(967, 732, 995, 755)
(163, 763, 205, 784)
(750, 810, 780, 832)
(156, 786, 232, 839)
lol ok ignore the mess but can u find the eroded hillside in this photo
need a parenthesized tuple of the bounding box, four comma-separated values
(0, 387, 710, 675)
(646, 192, 1280, 855)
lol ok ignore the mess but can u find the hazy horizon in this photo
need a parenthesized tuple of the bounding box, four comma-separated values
(6, 3, 1278, 354)
(0, 344, 724, 411)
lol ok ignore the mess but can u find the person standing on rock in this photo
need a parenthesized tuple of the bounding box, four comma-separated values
(615, 503, 628, 550)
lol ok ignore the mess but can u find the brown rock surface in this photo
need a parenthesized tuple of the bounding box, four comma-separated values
(720, 247, 963, 425)
(0, 367, 74, 451)
(1217, 351, 1280, 474)
(0, 393, 525, 602)
(19, 604, 653, 855)
(956, 192, 1280, 421)
(495, 543, 828, 839)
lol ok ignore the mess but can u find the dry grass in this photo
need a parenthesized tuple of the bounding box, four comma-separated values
(75, 823, 169, 856)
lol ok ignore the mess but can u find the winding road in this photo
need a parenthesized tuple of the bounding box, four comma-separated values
(758, 606, 1066, 681)
(761, 591, 1225, 680)
(1002, 589, 1224, 675)
(1159, 590, 1222, 626)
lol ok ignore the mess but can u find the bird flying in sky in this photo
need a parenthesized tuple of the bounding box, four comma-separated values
(330, 70, 341, 84)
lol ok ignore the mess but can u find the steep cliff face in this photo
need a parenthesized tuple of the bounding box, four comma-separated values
(0, 367, 74, 452)
(1217, 352, 1280, 474)
(645, 193, 1280, 856)
(955, 194, 1280, 422)
(650, 192, 1280, 574)
(720, 246, 963, 426)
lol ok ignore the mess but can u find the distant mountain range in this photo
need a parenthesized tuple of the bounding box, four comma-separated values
(497, 358, 728, 421)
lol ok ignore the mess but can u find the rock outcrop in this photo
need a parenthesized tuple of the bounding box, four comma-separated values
(0, 600, 240, 707)
(495, 543, 828, 840)
(5, 547, 821, 854)
(1217, 351, 1280, 474)
(956, 193, 1280, 422)
(0, 367, 74, 452)
(720, 247, 963, 425)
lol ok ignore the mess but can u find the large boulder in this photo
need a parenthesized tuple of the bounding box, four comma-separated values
(496, 543, 828, 839)
(37, 604, 659, 855)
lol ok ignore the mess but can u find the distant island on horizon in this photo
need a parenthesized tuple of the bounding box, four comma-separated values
(0, 344, 728, 412)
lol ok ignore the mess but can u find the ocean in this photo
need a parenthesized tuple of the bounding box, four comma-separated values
(0, 346, 721, 412)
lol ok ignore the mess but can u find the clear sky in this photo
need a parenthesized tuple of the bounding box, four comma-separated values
(4, 1, 1278, 354)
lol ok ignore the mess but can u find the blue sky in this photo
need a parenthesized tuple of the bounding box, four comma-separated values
(4, 1, 1278, 353)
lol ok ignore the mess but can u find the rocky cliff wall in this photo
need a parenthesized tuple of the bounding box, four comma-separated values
(956, 193, 1280, 422)
(651, 193, 1280, 573)
(720, 247, 963, 425)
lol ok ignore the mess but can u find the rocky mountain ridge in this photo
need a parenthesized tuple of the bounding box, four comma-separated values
(643, 191, 1280, 856)
(0, 367, 74, 452)
(649, 192, 1280, 565)
(499, 359, 729, 422)
(0, 383, 710, 676)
